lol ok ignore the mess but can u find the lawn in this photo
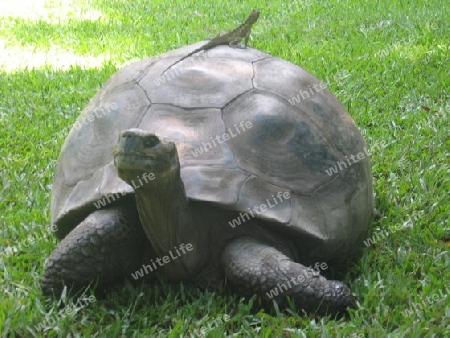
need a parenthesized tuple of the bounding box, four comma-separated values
(0, 0, 449, 336)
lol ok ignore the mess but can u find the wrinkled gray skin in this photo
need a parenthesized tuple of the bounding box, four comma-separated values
(42, 42, 374, 317)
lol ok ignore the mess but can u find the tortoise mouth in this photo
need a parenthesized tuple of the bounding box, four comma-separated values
(114, 151, 157, 159)
(114, 152, 158, 170)
(114, 152, 177, 173)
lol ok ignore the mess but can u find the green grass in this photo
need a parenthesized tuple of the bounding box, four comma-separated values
(1, 0, 449, 336)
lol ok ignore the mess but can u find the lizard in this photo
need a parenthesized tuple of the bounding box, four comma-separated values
(161, 10, 260, 75)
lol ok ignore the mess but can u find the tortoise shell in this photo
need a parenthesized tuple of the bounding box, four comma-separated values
(51, 41, 373, 262)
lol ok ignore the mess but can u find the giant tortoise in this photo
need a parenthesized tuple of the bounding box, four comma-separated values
(42, 40, 374, 317)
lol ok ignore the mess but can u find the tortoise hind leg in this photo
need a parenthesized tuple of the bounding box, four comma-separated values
(220, 237, 355, 317)
(42, 204, 148, 297)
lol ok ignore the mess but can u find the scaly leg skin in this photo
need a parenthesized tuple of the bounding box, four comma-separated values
(221, 237, 356, 317)
(42, 204, 148, 298)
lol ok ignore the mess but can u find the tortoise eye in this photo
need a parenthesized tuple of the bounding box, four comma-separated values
(144, 136, 159, 148)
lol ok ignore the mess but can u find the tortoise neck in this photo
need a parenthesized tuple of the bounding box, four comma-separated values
(134, 171, 206, 281)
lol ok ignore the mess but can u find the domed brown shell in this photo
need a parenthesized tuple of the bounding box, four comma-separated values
(51, 41, 373, 261)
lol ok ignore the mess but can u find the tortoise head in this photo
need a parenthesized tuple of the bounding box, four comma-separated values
(114, 128, 180, 186)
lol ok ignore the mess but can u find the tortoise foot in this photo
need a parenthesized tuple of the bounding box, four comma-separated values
(42, 205, 145, 297)
(221, 237, 355, 317)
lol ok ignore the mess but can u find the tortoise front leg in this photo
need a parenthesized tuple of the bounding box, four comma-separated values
(221, 237, 355, 317)
(42, 204, 149, 297)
